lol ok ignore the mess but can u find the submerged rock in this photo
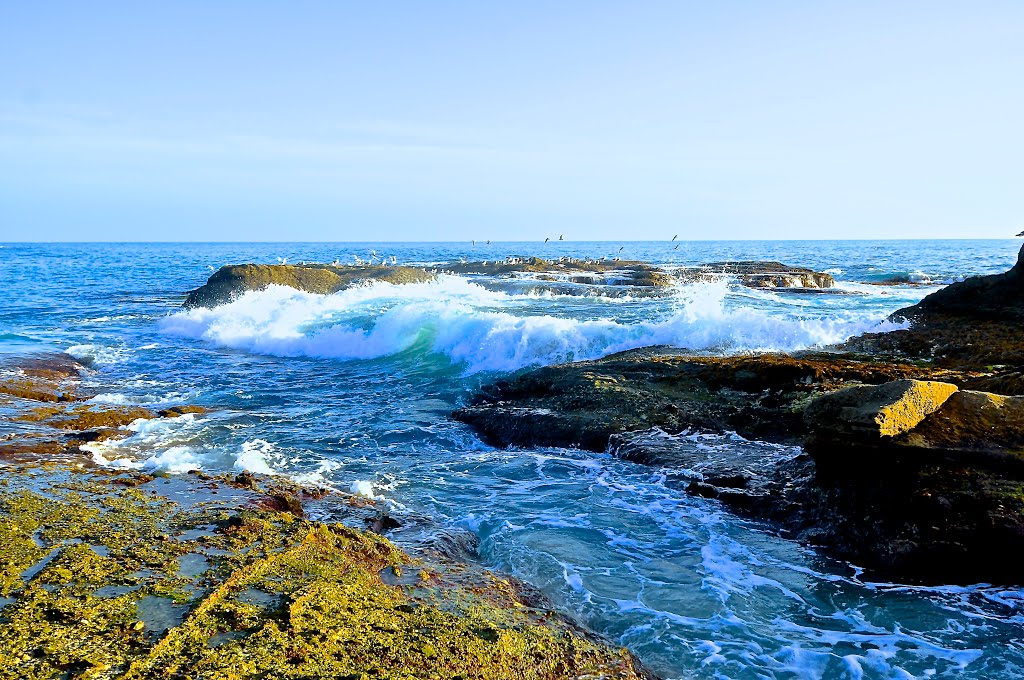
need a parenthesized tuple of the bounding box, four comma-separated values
(183, 263, 436, 308)
(0, 354, 211, 464)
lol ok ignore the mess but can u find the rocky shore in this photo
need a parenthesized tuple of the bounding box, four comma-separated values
(454, 245, 1024, 585)
(0, 356, 652, 680)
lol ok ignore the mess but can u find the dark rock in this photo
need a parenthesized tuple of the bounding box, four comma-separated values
(455, 350, 976, 451)
(844, 243, 1024, 369)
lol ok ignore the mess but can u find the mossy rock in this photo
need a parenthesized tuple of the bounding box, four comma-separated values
(183, 264, 437, 309)
(0, 470, 651, 680)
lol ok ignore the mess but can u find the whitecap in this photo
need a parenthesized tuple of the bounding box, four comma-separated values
(160, 277, 904, 373)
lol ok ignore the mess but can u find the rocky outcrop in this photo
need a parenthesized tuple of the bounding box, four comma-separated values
(805, 380, 1024, 466)
(0, 466, 653, 680)
(803, 379, 959, 443)
(454, 350, 977, 451)
(844, 243, 1024, 367)
(0, 354, 209, 462)
(678, 261, 835, 289)
(183, 263, 436, 308)
(184, 258, 837, 307)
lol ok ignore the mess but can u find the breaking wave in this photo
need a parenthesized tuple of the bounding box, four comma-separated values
(160, 277, 903, 373)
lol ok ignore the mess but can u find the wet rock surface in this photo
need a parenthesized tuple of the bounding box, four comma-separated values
(0, 354, 207, 464)
(0, 466, 652, 680)
(454, 350, 977, 451)
(676, 261, 835, 289)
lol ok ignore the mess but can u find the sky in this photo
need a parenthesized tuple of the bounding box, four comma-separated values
(1, 1, 1022, 242)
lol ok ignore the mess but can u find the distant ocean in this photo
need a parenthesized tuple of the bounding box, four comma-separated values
(2, 239, 1022, 679)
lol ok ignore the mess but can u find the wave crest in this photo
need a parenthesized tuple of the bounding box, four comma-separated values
(160, 278, 900, 373)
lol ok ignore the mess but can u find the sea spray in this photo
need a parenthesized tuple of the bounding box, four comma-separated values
(160, 277, 904, 372)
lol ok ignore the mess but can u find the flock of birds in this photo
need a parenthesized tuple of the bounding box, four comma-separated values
(204, 231, 1024, 274)
(241, 235, 689, 272)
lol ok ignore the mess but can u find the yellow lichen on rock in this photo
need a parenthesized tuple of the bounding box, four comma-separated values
(868, 380, 960, 437)
(804, 379, 959, 445)
(0, 470, 649, 680)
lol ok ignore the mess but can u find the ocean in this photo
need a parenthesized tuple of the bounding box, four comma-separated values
(2, 239, 1022, 679)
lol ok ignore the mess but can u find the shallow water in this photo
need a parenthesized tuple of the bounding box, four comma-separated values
(2, 240, 1022, 679)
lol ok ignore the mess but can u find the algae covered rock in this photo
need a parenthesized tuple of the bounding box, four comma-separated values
(184, 263, 436, 309)
(0, 469, 653, 680)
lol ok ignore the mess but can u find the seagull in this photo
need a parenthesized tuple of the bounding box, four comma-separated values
(472, 240, 476, 246)
(671, 234, 678, 241)
(559, 234, 564, 241)
(1017, 230, 1024, 237)
(207, 265, 216, 272)
(618, 246, 624, 252)
(674, 244, 680, 250)
(486, 240, 491, 244)
(544, 237, 550, 243)
(277, 257, 288, 264)
(390, 255, 397, 265)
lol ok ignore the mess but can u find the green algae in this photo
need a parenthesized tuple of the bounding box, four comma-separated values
(0, 471, 648, 680)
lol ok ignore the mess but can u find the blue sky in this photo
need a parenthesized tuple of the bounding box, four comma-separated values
(1, 2, 1022, 241)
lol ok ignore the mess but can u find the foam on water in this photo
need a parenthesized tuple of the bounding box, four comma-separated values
(160, 277, 904, 372)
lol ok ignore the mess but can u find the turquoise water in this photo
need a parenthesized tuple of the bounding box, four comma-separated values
(1, 240, 1023, 679)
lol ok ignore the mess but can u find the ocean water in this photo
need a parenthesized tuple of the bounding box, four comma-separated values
(2, 239, 1023, 679)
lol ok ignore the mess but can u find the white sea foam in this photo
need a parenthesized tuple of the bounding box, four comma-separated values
(160, 277, 904, 373)
(66, 343, 132, 365)
(351, 480, 376, 498)
(235, 439, 277, 475)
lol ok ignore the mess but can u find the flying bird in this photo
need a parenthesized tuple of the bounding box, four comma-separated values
(618, 246, 624, 252)
(671, 235, 678, 241)
(559, 234, 564, 241)
(1017, 230, 1024, 237)
(545, 237, 550, 243)
(674, 244, 680, 250)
